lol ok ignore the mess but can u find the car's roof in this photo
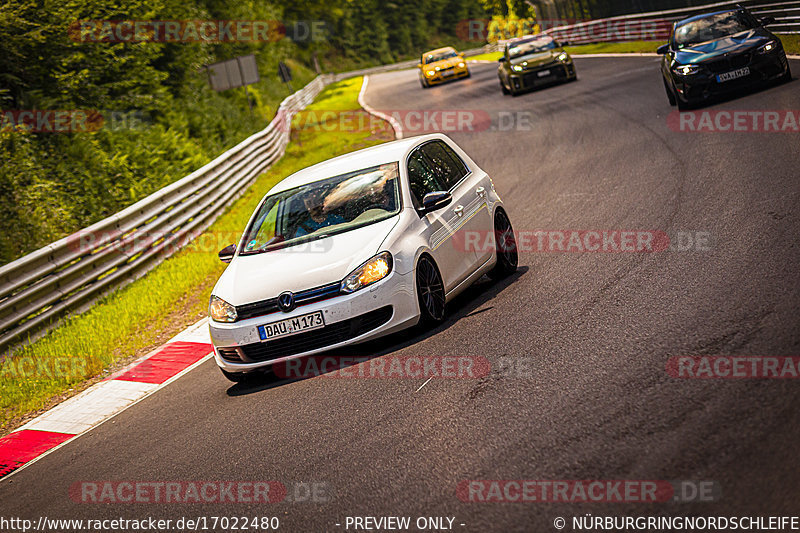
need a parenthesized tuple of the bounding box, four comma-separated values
(267, 134, 440, 194)
(423, 46, 456, 55)
(677, 9, 740, 26)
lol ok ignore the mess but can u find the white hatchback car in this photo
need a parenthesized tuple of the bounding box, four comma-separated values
(209, 133, 517, 382)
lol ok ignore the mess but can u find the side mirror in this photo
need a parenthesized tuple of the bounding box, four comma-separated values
(656, 43, 670, 55)
(559, 40, 570, 47)
(420, 191, 452, 215)
(218, 244, 236, 263)
(497, 56, 505, 62)
(417, 63, 423, 68)
(760, 16, 776, 26)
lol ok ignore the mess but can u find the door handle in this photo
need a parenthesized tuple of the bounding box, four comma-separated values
(475, 186, 486, 197)
(453, 205, 464, 217)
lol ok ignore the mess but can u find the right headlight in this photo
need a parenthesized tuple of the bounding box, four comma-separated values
(340, 252, 393, 294)
(209, 295, 237, 323)
(672, 64, 701, 76)
(426, 70, 435, 77)
(757, 40, 778, 54)
(511, 64, 523, 72)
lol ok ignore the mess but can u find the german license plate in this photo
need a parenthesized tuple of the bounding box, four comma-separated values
(537, 69, 551, 77)
(442, 69, 454, 77)
(716, 67, 750, 82)
(258, 311, 324, 341)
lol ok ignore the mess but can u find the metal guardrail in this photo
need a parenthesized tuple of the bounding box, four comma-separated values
(540, 0, 800, 45)
(0, 47, 496, 357)
(0, 75, 335, 355)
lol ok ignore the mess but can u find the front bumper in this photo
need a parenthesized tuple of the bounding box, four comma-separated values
(509, 61, 575, 91)
(424, 66, 470, 85)
(674, 49, 788, 103)
(210, 270, 418, 372)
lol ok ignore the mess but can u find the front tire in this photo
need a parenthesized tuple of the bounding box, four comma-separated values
(488, 209, 518, 280)
(501, 81, 509, 95)
(781, 62, 792, 83)
(420, 77, 429, 89)
(664, 78, 677, 106)
(416, 255, 446, 325)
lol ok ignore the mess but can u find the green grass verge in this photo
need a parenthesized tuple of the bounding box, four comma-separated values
(467, 34, 800, 59)
(0, 76, 394, 435)
(778, 34, 800, 55)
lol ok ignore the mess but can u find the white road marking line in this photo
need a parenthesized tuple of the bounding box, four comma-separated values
(415, 377, 433, 392)
(358, 75, 404, 139)
(20, 380, 158, 435)
(168, 317, 211, 344)
(1, 319, 213, 484)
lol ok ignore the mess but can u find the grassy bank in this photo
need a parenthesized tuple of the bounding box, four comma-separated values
(0, 76, 394, 436)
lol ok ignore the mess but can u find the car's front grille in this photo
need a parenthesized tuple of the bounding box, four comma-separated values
(236, 306, 393, 363)
(218, 347, 243, 363)
(523, 64, 568, 86)
(235, 282, 341, 321)
(524, 60, 558, 72)
(706, 52, 752, 74)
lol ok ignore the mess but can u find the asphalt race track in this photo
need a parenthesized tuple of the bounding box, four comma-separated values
(2, 57, 800, 531)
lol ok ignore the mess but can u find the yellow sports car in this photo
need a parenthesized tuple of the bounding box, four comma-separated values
(418, 47, 470, 88)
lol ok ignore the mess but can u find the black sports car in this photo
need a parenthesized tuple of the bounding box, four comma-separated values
(657, 7, 791, 109)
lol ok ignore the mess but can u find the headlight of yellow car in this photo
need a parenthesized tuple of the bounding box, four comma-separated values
(426, 70, 435, 77)
(209, 295, 237, 323)
(341, 252, 393, 293)
(458, 62, 465, 68)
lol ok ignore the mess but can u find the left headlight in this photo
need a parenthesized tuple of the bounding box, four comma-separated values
(341, 252, 393, 294)
(757, 40, 778, 54)
(209, 295, 237, 323)
(458, 62, 465, 68)
(557, 51, 569, 62)
(673, 64, 701, 76)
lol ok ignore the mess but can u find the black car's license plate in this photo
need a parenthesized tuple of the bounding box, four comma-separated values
(716, 67, 750, 83)
(258, 311, 325, 341)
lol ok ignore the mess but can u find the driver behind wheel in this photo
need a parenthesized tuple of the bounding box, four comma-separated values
(294, 187, 346, 238)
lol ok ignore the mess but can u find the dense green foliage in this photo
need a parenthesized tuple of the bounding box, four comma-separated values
(0, 0, 493, 265)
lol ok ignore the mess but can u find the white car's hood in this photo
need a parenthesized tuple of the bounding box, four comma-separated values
(214, 217, 399, 305)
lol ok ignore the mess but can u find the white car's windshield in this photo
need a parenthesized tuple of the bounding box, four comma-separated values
(240, 162, 401, 254)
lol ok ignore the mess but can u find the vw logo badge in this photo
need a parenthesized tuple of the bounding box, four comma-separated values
(277, 291, 296, 312)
